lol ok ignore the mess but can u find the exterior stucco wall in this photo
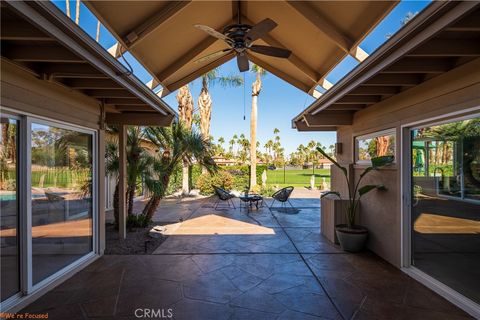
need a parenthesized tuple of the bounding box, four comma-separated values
(332, 58, 480, 267)
(1, 59, 106, 254)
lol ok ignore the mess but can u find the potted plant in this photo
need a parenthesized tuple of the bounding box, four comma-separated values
(317, 147, 394, 252)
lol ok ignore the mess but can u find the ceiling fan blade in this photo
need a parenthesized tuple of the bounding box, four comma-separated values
(194, 49, 232, 64)
(244, 18, 277, 42)
(194, 24, 230, 42)
(249, 45, 292, 58)
(237, 53, 249, 72)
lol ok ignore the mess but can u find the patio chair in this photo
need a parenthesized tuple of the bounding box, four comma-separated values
(269, 186, 295, 211)
(213, 186, 236, 210)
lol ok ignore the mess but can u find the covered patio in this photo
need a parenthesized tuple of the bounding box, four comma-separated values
(20, 194, 470, 319)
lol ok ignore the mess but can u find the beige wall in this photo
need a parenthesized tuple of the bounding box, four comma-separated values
(332, 58, 480, 267)
(1, 59, 106, 254)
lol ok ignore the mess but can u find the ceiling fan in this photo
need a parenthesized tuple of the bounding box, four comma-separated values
(193, 5, 291, 72)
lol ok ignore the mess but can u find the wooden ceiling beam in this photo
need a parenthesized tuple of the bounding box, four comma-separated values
(382, 57, 452, 73)
(84, 89, 136, 98)
(363, 74, 421, 86)
(163, 51, 235, 95)
(285, 1, 353, 52)
(248, 54, 314, 93)
(105, 98, 145, 105)
(34, 63, 105, 78)
(106, 113, 174, 126)
(304, 111, 353, 126)
(156, 36, 220, 83)
(294, 120, 337, 131)
(335, 95, 381, 104)
(4, 45, 84, 63)
(329, 104, 365, 111)
(1, 21, 53, 41)
(64, 78, 123, 89)
(445, 10, 480, 32)
(122, 1, 192, 48)
(407, 39, 480, 57)
(348, 86, 400, 95)
(115, 105, 155, 112)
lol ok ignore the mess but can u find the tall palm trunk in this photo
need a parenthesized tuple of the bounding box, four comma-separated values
(75, 0, 80, 25)
(176, 85, 193, 194)
(198, 78, 212, 174)
(65, 0, 71, 18)
(250, 71, 262, 189)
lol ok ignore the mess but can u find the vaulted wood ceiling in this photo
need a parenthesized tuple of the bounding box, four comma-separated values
(84, 1, 398, 97)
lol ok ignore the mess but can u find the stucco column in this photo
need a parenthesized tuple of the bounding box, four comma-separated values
(118, 125, 127, 239)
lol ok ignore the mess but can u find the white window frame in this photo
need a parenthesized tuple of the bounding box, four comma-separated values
(355, 128, 396, 165)
(400, 108, 480, 318)
(0, 107, 99, 312)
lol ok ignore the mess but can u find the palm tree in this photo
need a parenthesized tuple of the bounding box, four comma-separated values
(75, 0, 80, 25)
(176, 85, 194, 194)
(232, 134, 238, 156)
(126, 127, 152, 216)
(250, 64, 266, 189)
(142, 122, 217, 220)
(65, 0, 71, 18)
(198, 69, 243, 141)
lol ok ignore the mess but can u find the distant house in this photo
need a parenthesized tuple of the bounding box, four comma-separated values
(317, 158, 333, 169)
(212, 156, 236, 167)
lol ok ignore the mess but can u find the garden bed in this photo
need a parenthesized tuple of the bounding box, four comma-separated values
(104, 222, 167, 255)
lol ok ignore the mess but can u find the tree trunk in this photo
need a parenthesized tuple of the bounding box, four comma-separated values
(145, 196, 161, 222)
(182, 161, 189, 195)
(75, 0, 80, 25)
(177, 85, 194, 194)
(65, 0, 70, 18)
(113, 182, 119, 229)
(95, 20, 101, 42)
(127, 186, 135, 216)
(250, 73, 262, 189)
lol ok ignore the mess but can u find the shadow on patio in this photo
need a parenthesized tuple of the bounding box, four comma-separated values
(22, 193, 472, 319)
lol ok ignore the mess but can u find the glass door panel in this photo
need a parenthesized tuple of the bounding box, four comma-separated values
(31, 122, 93, 284)
(0, 116, 20, 301)
(411, 117, 480, 304)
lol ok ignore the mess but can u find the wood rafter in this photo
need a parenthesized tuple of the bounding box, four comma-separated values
(34, 63, 105, 78)
(64, 78, 123, 89)
(1, 21, 53, 41)
(382, 57, 452, 73)
(4, 45, 84, 63)
(156, 36, 220, 83)
(363, 74, 421, 86)
(248, 54, 314, 93)
(105, 98, 145, 105)
(304, 111, 353, 126)
(335, 95, 380, 104)
(162, 51, 235, 95)
(84, 89, 136, 98)
(295, 120, 337, 131)
(122, 1, 192, 48)
(348, 86, 400, 95)
(407, 38, 480, 57)
(328, 104, 365, 111)
(106, 113, 174, 126)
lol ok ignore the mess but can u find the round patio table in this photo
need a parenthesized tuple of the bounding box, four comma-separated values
(239, 194, 263, 212)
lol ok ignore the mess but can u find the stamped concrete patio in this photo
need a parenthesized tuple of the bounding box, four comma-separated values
(22, 190, 471, 319)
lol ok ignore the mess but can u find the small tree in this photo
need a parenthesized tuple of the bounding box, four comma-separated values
(142, 122, 217, 221)
(318, 147, 394, 228)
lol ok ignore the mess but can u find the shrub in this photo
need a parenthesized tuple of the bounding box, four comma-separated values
(127, 213, 149, 229)
(196, 170, 234, 195)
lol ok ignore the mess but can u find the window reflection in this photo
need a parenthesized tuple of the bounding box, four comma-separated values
(356, 131, 395, 163)
(411, 117, 480, 304)
(31, 123, 93, 284)
(0, 117, 19, 301)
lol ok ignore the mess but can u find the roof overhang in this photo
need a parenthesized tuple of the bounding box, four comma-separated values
(83, 0, 398, 97)
(293, 1, 480, 131)
(1, 0, 177, 125)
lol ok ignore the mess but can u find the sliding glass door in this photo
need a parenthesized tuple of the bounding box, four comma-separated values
(0, 110, 96, 308)
(410, 116, 480, 304)
(0, 116, 20, 302)
(30, 121, 94, 285)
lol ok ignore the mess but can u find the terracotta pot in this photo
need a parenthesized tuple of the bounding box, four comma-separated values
(335, 224, 368, 252)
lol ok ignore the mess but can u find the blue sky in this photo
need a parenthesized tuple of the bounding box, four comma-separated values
(53, 0, 431, 155)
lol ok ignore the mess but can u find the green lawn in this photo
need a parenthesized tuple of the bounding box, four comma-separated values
(266, 169, 330, 187)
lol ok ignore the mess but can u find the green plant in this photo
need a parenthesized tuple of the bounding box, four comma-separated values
(318, 147, 394, 228)
(127, 213, 149, 229)
(196, 170, 234, 195)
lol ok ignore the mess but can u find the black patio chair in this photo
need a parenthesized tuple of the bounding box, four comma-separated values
(269, 186, 295, 211)
(213, 186, 236, 210)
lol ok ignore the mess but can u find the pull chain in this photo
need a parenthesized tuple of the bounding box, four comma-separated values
(243, 72, 246, 120)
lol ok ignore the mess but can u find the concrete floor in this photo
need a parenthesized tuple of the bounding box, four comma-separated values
(22, 193, 472, 319)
